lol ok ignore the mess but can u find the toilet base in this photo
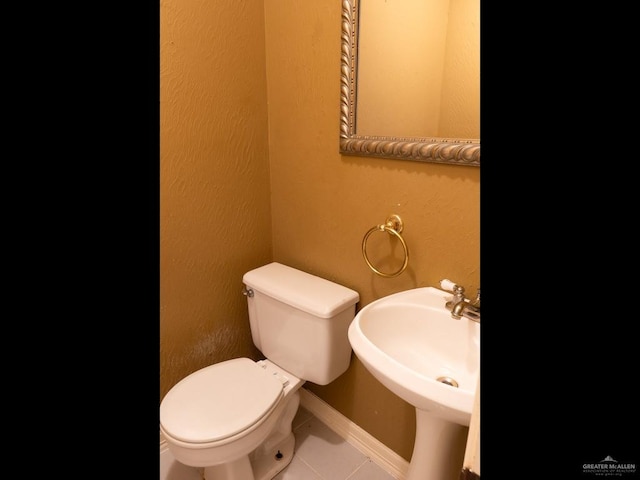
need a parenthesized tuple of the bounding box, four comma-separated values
(200, 390, 300, 480)
(250, 432, 295, 480)
(249, 388, 299, 480)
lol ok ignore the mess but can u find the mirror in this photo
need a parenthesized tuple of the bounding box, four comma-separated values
(340, 0, 480, 167)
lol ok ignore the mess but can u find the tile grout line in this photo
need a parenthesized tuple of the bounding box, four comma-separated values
(292, 411, 365, 480)
(294, 455, 329, 480)
(292, 409, 391, 480)
(343, 458, 373, 480)
(299, 388, 408, 479)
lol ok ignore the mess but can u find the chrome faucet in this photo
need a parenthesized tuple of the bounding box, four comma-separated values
(440, 279, 480, 322)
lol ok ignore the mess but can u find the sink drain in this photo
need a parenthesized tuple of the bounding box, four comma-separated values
(436, 376, 459, 387)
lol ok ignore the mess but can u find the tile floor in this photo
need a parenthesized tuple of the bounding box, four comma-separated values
(160, 406, 397, 480)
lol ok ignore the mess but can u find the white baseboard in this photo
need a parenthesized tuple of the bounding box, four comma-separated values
(299, 387, 409, 479)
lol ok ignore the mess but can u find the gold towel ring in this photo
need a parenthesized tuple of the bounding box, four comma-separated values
(362, 215, 409, 278)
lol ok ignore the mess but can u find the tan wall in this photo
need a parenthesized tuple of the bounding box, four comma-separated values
(356, 0, 448, 137)
(160, 0, 270, 395)
(439, 0, 481, 138)
(160, 0, 480, 464)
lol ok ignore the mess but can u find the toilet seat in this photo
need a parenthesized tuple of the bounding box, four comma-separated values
(160, 358, 284, 444)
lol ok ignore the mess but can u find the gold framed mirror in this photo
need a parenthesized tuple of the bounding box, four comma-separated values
(339, 0, 480, 167)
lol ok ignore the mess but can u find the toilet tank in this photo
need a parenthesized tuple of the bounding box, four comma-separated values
(243, 262, 360, 385)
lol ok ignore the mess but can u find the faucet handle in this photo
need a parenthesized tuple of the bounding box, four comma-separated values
(440, 279, 464, 294)
(439, 279, 457, 291)
(470, 288, 480, 308)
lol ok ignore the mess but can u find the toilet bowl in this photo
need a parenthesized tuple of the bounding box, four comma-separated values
(160, 358, 303, 480)
(160, 262, 359, 480)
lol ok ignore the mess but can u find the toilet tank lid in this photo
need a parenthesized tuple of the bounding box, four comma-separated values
(243, 262, 359, 318)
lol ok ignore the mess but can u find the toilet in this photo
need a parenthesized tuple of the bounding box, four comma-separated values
(160, 262, 360, 480)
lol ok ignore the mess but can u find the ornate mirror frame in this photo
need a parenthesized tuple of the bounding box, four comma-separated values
(339, 0, 480, 167)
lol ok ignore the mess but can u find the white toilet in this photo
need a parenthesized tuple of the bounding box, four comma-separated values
(160, 262, 360, 480)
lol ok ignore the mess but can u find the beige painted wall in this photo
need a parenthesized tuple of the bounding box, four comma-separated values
(439, 0, 480, 138)
(160, 0, 480, 464)
(356, 0, 480, 139)
(160, 0, 270, 394)
(356, 0, 448, 137)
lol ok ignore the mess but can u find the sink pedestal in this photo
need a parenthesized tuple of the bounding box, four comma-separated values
(407, 409, 468, 480)
(347, 286, 479, 480)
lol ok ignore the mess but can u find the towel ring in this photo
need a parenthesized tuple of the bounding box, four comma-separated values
(362, 215, 409, 278)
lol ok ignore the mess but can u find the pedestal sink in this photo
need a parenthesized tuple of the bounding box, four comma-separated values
(348, 287, 479, 480)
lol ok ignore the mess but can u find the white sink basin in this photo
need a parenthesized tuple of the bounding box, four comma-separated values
(348, 287, 479, 426)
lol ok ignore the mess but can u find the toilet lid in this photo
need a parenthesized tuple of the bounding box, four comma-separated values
(160, 358, 284, 443)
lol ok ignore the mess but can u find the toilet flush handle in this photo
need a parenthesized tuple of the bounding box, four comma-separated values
(242, 286, 254, 297)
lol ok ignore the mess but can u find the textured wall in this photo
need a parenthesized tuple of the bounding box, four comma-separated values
(264, 0, 479, 461)
(357, 0, 448, 137)
(160, 0, 480, 464)
(160, 0, 271, 400)
(356, 0, 480, 139)
(439, 0, 480, 138)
